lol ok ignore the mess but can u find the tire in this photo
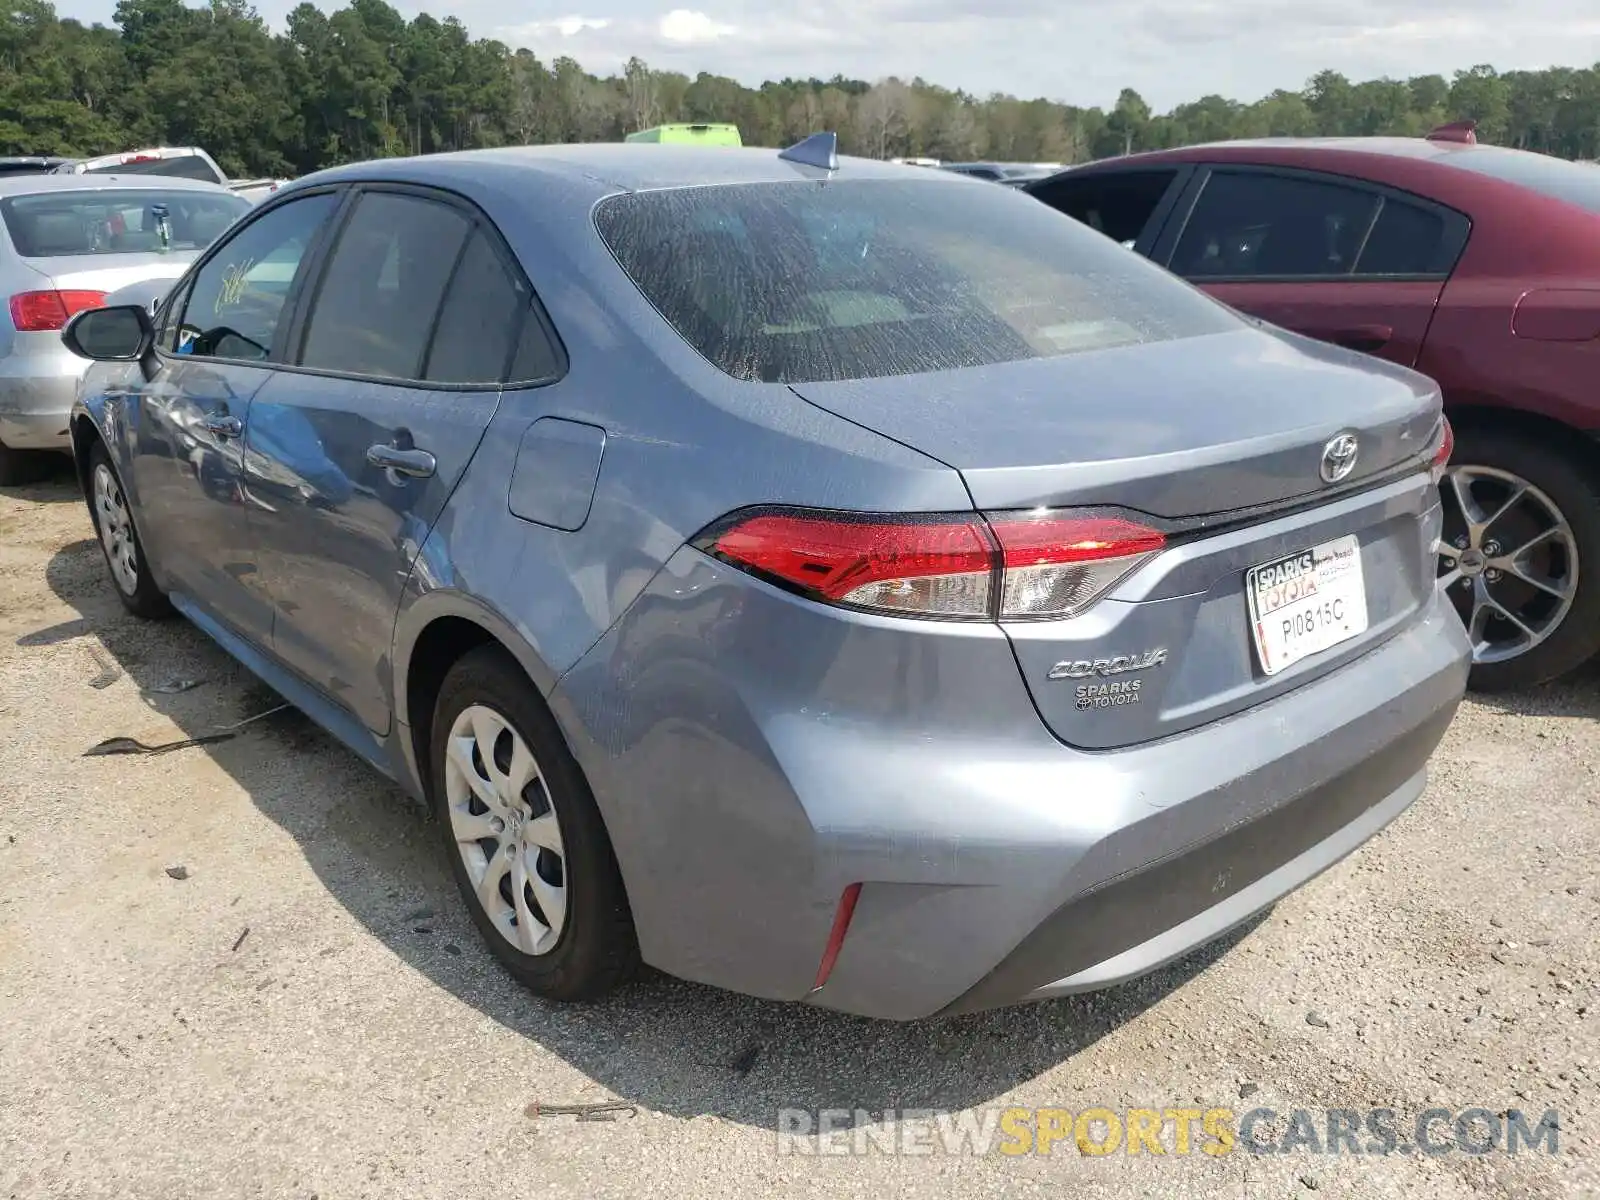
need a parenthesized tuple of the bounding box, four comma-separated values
(429, 646, 639, 1001)
(84, 439, 172, 619)
(1439, 425, 1600, 692)
(0, 438, 53, 487)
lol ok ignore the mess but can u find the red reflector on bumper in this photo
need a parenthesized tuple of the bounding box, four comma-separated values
(811, 882, 863, 991)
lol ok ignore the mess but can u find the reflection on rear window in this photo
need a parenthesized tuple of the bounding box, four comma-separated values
(594, 179, 1237, 383)
(0, 189, 248, 257)
(82, 155, 221, 184)
(1443, 146, 1600, 215)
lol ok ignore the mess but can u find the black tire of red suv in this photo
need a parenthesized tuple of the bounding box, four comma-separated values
(1444, 426, 1600, 693)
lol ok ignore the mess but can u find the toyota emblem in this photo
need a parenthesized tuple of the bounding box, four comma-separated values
(1319, 433, 1359, 484)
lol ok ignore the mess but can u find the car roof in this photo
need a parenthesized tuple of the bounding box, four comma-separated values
(1171, 136, 1463, 159)
(946, 160, 1059, 170)
(71, 146, 213, 167)
(296, 142, 967, 198)
(1074, 135, 1573, 174)
(0, 173, 233, 198)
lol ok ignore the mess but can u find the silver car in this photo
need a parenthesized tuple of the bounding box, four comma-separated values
(0, 174, 249, 483)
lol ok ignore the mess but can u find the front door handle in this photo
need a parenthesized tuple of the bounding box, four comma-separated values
(1326, 323, 1393, 353)
(200, 412, 242, 438)
(367, 441, 437, 480)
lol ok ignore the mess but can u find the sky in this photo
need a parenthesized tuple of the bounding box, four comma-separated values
(59, 0, 1600, 112)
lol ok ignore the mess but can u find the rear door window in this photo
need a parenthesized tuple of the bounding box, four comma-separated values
(1352, 197, 1450, 276)
(422, 230, 528, 384)
(1172, 171, 1383, 280)
(298, 191, 471, 380)
(594, 178, 1237, 384)
(1172, 169, 1465, 280)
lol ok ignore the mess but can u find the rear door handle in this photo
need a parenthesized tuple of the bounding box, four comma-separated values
(366, 442, 437, 480)
(199, 412, 242, 438)
(1326, 324, 1393, 353)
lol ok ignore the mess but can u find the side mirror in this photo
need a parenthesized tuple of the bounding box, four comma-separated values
(62, 304, 155, 363)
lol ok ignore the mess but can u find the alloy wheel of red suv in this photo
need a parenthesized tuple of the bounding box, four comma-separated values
(1437, 429, 1600, 691)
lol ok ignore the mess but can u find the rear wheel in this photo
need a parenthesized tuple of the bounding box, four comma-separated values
(429, 646, 639, 1001)
(0, 439, 53, 487)
(1437, 426, 1600, 692)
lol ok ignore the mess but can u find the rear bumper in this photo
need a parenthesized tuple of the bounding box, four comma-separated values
(0, 363, 81, 450)
(934, 704, 1443, 1015)
(553, 549, 1470, 1021)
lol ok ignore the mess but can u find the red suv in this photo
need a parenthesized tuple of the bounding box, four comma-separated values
(1025, 125, 1600, 691)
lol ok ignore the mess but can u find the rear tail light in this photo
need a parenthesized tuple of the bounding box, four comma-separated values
(8, 289, 108, 333)
(989, 513, 1166, 619)
(698, 507, 1166, 621)
(1428, 415, 1454, 484)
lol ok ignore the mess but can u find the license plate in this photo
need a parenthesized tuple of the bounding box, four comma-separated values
(1246, 534, 1369, 676)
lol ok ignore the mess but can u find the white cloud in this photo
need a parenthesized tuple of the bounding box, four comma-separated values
(514, 14, 611, 38)
(58, 0, 1600, 112)
(658, 9, 735, 43)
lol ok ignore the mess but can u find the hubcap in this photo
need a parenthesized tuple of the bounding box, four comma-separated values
(443, 705, 567, 956)
(93, 463, 139, 596)
(1436, 465, 1578, 665)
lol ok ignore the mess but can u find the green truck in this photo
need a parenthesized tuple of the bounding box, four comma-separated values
(624, 123, 742, 147)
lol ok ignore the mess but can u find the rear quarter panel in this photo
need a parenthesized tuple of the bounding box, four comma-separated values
(1417, 193, 1600, 431)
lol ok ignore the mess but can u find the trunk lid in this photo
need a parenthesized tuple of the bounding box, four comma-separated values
(3, 256, 193, 363)
(790, 324, 1445, 749)
(788, 325, 1440, 518)
(27, 251, 197, 296)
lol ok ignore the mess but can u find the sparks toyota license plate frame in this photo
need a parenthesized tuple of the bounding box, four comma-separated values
(1246, 534, 1370, 677)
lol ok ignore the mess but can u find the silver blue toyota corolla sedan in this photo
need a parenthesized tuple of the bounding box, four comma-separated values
(60, 138, 1470, 1021)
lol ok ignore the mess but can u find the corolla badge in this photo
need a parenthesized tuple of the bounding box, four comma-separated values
(1047, 648, 1168, 681)
(1319, 433, 1360, 484)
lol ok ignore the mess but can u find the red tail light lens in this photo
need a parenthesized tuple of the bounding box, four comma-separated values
(700, 507, 1166, 621)
(1428, 415, 1454, 484)
(8, 290, 108, 333)
(1430, 416, 1453, 465)
(709, 511, 995, 617)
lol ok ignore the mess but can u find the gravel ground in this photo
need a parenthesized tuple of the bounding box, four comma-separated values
(1, 465, 1597, 1200)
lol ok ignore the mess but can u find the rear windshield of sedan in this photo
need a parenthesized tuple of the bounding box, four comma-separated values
(79, 154, 220, 184)
(1, 189, 248, 257)
(1443, 146, 1600, 215)
(593, 179, 1238, 383)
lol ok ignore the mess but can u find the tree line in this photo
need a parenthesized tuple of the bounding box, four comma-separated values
(3, 0, 1599, 179)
